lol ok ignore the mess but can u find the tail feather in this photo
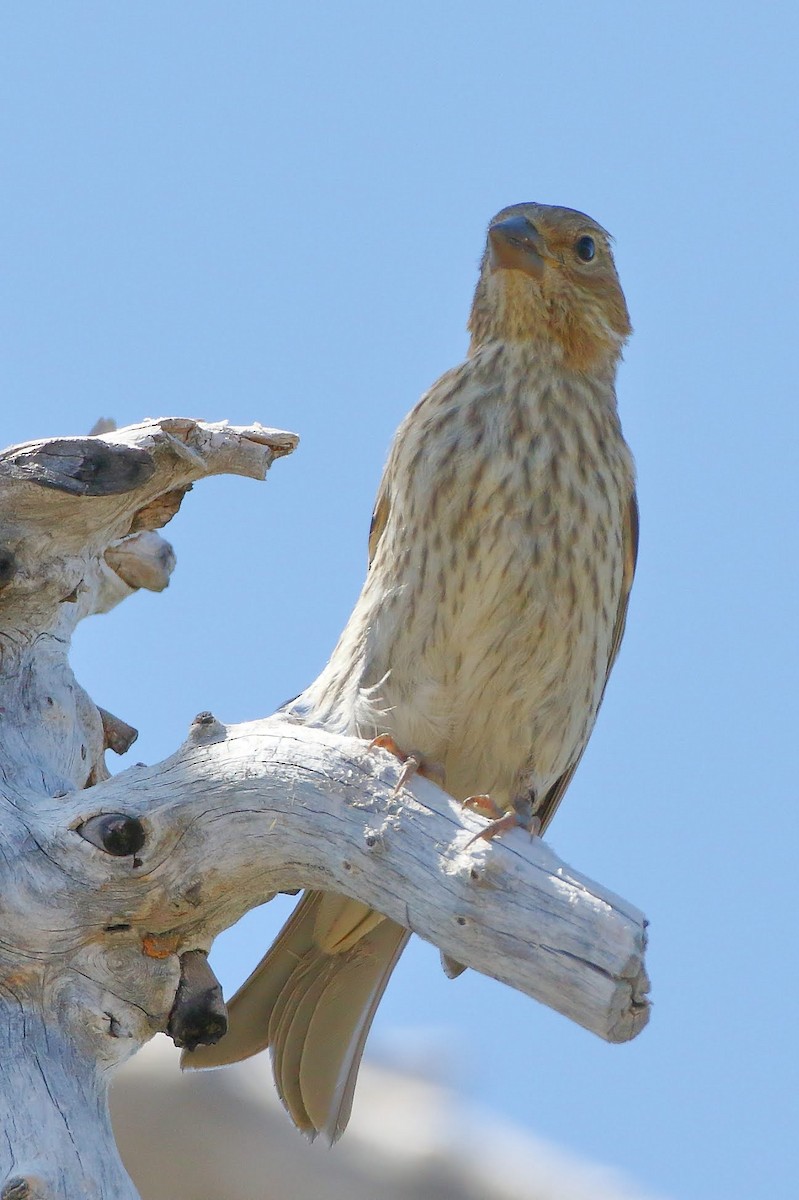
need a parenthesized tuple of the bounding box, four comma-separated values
(181, 889, 409, 1142)
(299, 917, 409, 1141)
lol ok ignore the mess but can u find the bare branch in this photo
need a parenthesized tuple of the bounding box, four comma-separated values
(0, 417, 648, 1199)
(9, 716, 650, 1047)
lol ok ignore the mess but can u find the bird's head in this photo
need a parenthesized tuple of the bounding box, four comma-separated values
(468, 202, 631, 374)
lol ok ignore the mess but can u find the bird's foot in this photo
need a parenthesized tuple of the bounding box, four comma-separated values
(463, 794, 541, 846)
(368, 734, 446, 795)
(461, 794, 500, 820)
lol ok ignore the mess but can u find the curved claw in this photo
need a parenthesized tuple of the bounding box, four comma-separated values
(464, 794, 542, 847)
(368, 735, 445, 794)
(462, 794, 500, 819)
(465, 810, 524, 847)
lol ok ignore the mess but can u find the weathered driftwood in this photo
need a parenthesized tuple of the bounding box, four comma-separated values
(0, 419, 650, 1200)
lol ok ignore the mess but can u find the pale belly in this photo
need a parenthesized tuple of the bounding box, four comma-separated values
(356, 485, 623, 806)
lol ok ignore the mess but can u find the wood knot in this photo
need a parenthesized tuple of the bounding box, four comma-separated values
(188, 712, 226, 743)
(3, 437, 155, 496)
(77, 813, 145, 859)
(0, 548, 17, 591)
(168, 950, 228, 1051)
(2, 1178, 31, 1200)
(97, 707, 139, 755)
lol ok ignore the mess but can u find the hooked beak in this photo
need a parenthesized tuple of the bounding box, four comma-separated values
(488, 216, 547, 280)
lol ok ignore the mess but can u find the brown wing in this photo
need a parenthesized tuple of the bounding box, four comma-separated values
(535, 489, 639, 834)
(367, 481, 391, 568)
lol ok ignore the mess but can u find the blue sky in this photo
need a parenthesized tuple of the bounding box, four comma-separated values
(2, 4, 798, 1197)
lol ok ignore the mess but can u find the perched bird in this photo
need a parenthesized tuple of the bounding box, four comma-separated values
(183, 202, 638, 1142)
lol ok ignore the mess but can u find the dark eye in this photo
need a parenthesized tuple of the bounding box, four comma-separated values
(575, 235, 596, 262)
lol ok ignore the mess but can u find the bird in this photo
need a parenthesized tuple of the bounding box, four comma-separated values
(182, 201, 638, 1143)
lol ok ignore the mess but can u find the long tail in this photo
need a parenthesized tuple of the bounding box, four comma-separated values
(181, 890, 409, 1142)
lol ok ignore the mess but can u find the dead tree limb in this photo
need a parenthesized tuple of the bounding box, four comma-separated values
(0, 419, 649, 1200)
